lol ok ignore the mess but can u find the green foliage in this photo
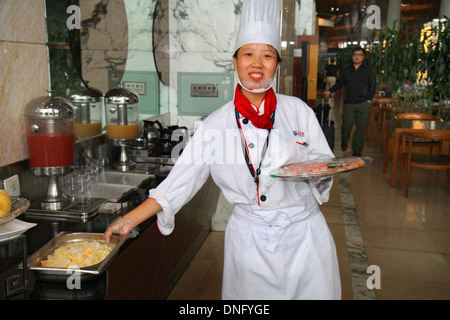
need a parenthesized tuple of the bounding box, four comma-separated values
(47, 18, 82, 97)
(48, 47, 81, 97)
(366, 18, 449, 120)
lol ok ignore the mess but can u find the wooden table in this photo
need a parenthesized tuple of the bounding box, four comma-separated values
(382, 119, 450, 187)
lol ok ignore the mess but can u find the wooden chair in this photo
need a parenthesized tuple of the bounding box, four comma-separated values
(396, 113, 444, 186)
(400, 130, 450, 197)
(396, 113, 443, 167)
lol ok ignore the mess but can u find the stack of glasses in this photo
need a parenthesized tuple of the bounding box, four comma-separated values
(59, 158, 109, 204)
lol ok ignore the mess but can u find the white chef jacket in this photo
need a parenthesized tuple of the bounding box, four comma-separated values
(149, 93, 341, 300)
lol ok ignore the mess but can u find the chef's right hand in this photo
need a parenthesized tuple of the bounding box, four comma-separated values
(105, 216, 139, 243)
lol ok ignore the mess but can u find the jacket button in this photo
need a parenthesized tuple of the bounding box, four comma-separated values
(243, 118, 249, 124)
(260, 195, 267, 202)
(248, 143, 255, 148)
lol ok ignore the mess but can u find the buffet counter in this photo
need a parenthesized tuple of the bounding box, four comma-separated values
(1, 174, 220, 300)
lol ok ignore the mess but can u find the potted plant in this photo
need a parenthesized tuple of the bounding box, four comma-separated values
(417, 18, 449, 119)
(365, 18, 449, 120)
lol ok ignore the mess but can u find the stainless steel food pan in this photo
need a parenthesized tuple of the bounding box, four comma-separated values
(27, 232, 126, 282)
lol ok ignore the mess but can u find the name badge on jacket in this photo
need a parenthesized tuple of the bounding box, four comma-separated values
(293, 130, 308, 147)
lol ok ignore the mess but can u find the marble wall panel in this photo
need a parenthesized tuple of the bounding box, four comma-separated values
(167, 0, 242, 126)
(79, 0, 244, 125)
(124, 0, 157, 53)
(0, 0, 48, 167)
(170, 0, 241, 53)
(0, 43, 50, 167)
(82, 49, 128, 94)
(80, 0, 128, 51)
(79, 0, 128, 92)
(0, 0, 47, 44)
(295, 0, 316, 36)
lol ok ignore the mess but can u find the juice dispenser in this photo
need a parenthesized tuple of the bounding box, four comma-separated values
(68, 84, 104, 138)
(25, 90, 75, 210)
(105, 82, 140, 171)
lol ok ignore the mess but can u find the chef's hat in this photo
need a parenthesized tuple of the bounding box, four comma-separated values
(235, 0, 281, 55)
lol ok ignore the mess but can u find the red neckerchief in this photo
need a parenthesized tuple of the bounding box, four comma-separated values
(234, 84, 277, 129)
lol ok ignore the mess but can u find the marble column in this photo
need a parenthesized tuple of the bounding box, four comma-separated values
(295, 0, 316, 36)
(386, 0, 401, 29)
(440, 0, 450, 19)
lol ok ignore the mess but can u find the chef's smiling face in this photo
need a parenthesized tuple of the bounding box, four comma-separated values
(233, 43, 280, 91)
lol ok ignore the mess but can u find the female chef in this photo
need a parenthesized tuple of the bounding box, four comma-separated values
(105, 0, 341, 300)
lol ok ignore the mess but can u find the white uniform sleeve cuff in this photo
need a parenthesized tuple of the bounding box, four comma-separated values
(149, 188, 175, 235)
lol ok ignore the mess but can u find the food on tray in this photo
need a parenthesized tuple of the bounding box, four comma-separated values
(41, 240, 112, 268)
(274, 157, 366, 178)
(0, 190, 12, 217)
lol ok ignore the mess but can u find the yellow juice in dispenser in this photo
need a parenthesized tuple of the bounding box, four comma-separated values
(75, 122, 102, 138)
(106, 123, 140, 140)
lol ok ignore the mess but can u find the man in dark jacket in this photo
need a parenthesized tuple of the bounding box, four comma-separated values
(324, 47, 376, 156)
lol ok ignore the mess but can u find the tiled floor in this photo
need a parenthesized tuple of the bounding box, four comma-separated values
(167, 91, 450, 300)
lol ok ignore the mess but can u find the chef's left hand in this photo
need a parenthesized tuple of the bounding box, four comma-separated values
(105, 216, 139, 243)
(307, 176, 333, 205)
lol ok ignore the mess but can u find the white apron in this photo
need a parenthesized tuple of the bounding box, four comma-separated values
(150, 93, 341, 300)
(222, 204, 341, 299)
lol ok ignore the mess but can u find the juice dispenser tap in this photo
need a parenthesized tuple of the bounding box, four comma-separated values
(68, 84, 104, 138)
(105, 82, 140, 171)
(25, 90, 75, 210)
